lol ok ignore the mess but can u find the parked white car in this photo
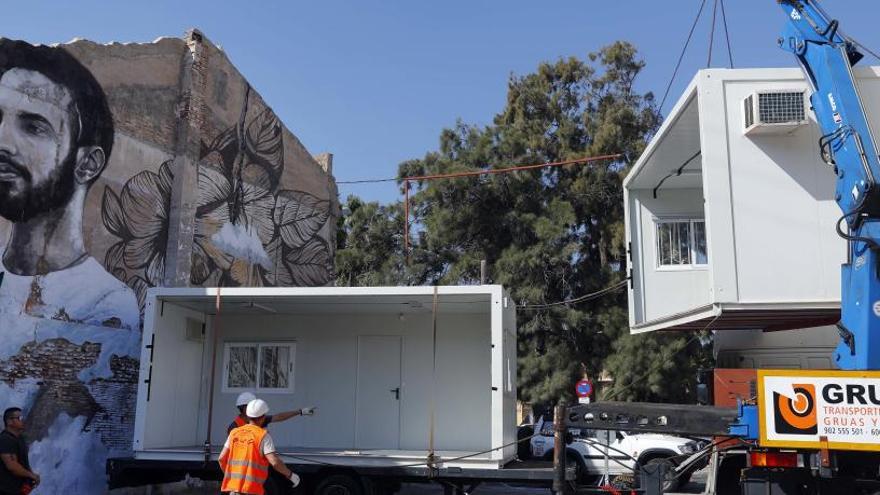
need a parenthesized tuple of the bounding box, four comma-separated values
(528, 415, 706, 490)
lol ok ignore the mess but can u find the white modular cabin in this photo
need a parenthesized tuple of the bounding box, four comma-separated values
(624, 67, 880, 336)
(132, 285, 518, 470)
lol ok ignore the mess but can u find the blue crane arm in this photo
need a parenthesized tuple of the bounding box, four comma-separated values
(779, 0, 880, 370)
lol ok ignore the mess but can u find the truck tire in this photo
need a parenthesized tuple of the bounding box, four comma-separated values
(716, 453, 746, 495)
(517, 425, 534, 460)
(315, 474, 364, 495)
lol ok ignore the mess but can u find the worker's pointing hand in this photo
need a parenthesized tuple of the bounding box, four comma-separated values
(289, 472, 300, 487)
(301, 406, 316, 416)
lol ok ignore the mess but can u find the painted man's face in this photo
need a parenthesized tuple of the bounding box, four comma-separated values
(0, 68, 78, 222)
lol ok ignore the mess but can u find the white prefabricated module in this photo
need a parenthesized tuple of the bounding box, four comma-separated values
(623, 67, 880, 335)
(132, 285, 517, 470)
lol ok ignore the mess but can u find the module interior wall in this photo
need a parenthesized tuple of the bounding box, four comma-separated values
(202, 312, 492, 452)
(632, 188, 711, 324)
(141, 303, 205, 449)
(721, 79, 843, 304)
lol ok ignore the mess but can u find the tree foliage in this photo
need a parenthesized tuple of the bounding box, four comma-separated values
(335, 41, 713, 404)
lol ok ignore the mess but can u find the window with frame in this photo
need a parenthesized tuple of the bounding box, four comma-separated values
(655, 219, 708, 268)
(223, 342, 295, 393)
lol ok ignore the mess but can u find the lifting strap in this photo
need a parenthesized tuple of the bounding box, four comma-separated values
(204, 287, 223, 464)
(426, 286, 439, 476)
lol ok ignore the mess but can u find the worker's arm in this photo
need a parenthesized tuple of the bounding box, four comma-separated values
(265, 452, 293, 478)
(218, 445, 230, 473)
(262, 434, 300, 486)
(272, 406, 315, 423)
(266, 453, 300, 487)
(0, 454, 38, 484)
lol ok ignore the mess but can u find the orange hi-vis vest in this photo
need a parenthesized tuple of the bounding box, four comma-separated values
(220, 424, 271, 495)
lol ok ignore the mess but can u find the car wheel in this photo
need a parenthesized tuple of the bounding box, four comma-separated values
(565, 450, 588, 485)
(644, 457, 679, 492)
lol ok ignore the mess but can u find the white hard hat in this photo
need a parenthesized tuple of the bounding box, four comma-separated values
(236, 392, 257, 407)
(246, 399, 270, 418)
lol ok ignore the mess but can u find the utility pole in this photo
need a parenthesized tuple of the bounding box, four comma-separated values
(552, 403, 570, 495)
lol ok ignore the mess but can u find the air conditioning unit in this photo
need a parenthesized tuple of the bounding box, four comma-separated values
(743, 90, 808, 135)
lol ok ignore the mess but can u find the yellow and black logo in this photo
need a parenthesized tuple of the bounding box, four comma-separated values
(773, 384, 817, 435)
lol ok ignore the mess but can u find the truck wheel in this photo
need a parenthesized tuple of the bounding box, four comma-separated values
(517, 425, 533, 460)
(716, 453, 746, 495)
(644, 457, 679, 492)
(315, 474, 364, 495)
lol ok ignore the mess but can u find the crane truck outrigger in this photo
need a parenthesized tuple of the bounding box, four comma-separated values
(569, 1, 880, 494)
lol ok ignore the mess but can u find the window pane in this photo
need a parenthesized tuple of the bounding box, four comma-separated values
(228, 346, 257, 388)
(657, 223, 672, 265)
(694, 221, 708, 264)
(676, 222, 691, 265)
(658, 221, 693, 266)
(260, 345, 290, 389)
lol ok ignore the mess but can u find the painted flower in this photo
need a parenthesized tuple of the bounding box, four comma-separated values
(101, 161, 174, 304)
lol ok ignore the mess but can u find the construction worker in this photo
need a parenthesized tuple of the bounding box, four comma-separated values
(228, 392, 315, 434)
(220, 399, 300, 495)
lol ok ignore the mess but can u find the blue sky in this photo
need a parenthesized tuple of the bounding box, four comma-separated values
(5, 1, 879, 204)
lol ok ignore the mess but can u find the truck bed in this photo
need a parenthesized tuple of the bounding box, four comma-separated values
(108, 454, 564, 489)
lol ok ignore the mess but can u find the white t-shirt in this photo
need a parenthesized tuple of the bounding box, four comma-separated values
(224, 430, 276, 456)
(0, 256, 140, 331)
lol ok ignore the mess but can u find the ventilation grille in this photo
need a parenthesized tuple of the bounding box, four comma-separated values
(743, 90, 807, 135)
(744, 94, 755, 128)
(758, 92, 805, 124)
(185, 318, 205, 342)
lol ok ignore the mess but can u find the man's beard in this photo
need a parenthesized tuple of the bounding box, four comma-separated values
(0, 152, 78, 223)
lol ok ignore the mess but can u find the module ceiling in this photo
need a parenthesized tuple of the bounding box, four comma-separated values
(162, 292, 493, 316)
(625, 91, 702, 191)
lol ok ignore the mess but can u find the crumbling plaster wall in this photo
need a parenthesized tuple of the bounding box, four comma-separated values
(0, 31, 337, 492)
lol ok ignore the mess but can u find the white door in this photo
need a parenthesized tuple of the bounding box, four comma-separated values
(355, 336, 402, 449)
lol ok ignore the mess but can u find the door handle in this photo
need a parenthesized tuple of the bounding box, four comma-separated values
(390, 387, 400, 400)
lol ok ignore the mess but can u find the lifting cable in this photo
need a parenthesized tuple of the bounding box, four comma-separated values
(602, 312, 719, 402)
(204, 286, 223, 463)
(719, 0, 734, 68)
(659, 0, 708, 110)
(812, 0, 880, 62)
(660, 0, 737, 110)
(706, 0, 718, 68)
(281, 432, 542, 469)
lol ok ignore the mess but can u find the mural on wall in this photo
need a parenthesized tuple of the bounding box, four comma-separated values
(0, 36, 336, 492)
(102, 86, 334, 295)
(0, 39, 141, 492)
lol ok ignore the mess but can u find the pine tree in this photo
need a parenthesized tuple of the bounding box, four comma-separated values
(336, 42, 713, 403)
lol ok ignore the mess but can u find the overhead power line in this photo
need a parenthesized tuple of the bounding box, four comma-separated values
(337, 154, 623, 186)
(337, 177, 399, 185)
(401, 153, 623, 259)
(517, 279, 629, 310)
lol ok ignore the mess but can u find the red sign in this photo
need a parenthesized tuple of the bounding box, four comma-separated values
(576, 379, 593, 398)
